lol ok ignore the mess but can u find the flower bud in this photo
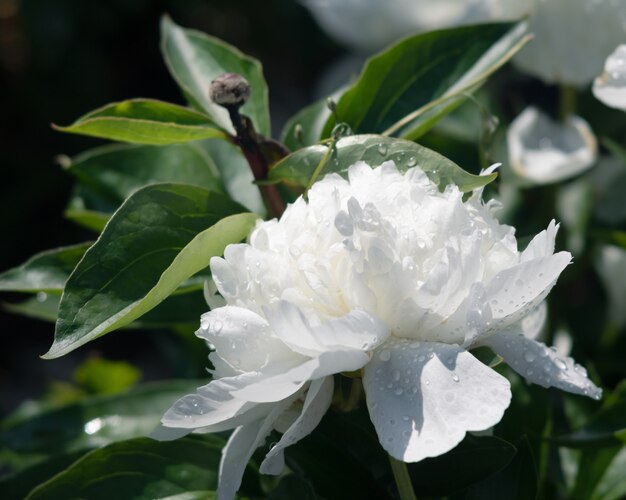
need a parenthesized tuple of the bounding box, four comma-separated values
(209, 73, 250, 107)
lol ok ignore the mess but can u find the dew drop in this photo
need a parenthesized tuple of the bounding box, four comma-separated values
(379, 349, 391, 362)
(213, 320, 223, 333)
(391, 369, 401, 381)
(377, 143, 388, 156)
(394, 388, 403, 396)
(407, 156, 417, 167)
(523, 350, 536, 363)
(554, 358, 568, 370)
(451, 372, 460, 383)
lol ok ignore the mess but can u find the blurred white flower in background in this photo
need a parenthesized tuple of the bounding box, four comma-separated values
(156, 161, 601, 499)
(512, 0, 626, 86)
(302, 0, 626, 87)
(593, 45, 626, 111)
(507, 107, 597, 185)
(595, 245, 626, 330)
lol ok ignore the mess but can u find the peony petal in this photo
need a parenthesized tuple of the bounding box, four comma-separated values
(593, 45, 626, 111)
(262, 301, 326, 356)
(485, 252, 571, 330)
(150, 425, 191, 441)
(260, 377, 334, 475)
(480, 328, 602, 400)
(363, 338, 511, 462)
(197, 306, 300, 372)
(161, 372, 264, 429)
(233, 350, 369, 403)
(520, 220, 559, 262)
(217, 396, 297, 500)
(507, 107, 597, 185)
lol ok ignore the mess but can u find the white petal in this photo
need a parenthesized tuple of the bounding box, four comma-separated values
(507, 107, 597, 185)
(150, 425, 191, 441)
(161, 373, 264, 429)
(217, 396, 296, 500)
(260, 377, 334, 475)
(593, 44, 626, 111)
(197, 306, 299, 372)
(233, 350, 369, 403)
(262, 301, 326, 356)
(485, 252, 571, 331)
(481, 328, 602, 400)
(310, 309, 389, 351)
(362, 339, 511, 462)
(520, 220, 559, 262)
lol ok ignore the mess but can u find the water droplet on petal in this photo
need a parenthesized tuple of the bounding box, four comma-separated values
(523, 350, 536, 363)
(451, 372, 460, 383)
(554, 358, 568, 370)
(379, 350, 391, 362)
(377, 143, 388, 156)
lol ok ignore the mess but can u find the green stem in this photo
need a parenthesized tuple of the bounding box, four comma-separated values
(389, 456, 417, 500)
(304, 141, 335, 200)
(559, 85, 577, 121)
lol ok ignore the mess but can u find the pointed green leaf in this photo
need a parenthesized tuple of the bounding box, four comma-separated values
(1, 381, 203, 455)
(161, 16, 270, 136)
(66, 143, 225, 208)
(323, 22, 530, 140)
(268, 135, 496, 192)
(45, 184, 258, 358)
(55, 99, 227, 145)
(0, 243, 91, 293)
(23, 436, 258, 500)
(63, 209, 110, 232)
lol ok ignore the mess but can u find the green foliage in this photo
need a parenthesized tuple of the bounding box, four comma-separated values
(74, 358, 142, 395)
(269, 134, 496, 192)
(55, 99, 227, 145)
(46, 185, 257, 358)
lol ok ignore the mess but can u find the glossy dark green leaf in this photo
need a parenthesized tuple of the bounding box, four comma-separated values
(268, 134, 496, 192)
(3, 293, 61, 322)
(24, 436, 260, 500)
(0, 243, 91, 293)
(407, 435, 516, 496)
(571, 446, 622, 500)
(281, 98, 332, 151)
(66, 143, 224, 208)
(161, 16, 270, 136)
(0, 380, 202, 455)
(459, 436, 538, 500)
(55, 99, 227, 145)
(323, 22, 529, 140)
(45, 184, 257, 359)
(0, 450, 86, 500)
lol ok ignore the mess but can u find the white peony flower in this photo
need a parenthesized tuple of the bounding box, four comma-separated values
(507, 107, 597, 185)
(593, 45, 626, 111)
(156, 161, 601, 499)
(301, 0, 496, 52)
(507, 0, 626, 86)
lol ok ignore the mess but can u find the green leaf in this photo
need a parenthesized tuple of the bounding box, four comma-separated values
(459, 436, 538, 500)
(45, 184, 257, 359)
(323, 22, 530, 140)
(67, 143, 224, 208)
(281, 98, 332, 151)
(24, 436, 261, 500)
(64, 209, 110, 232)
(592, 445, 626, 500)
(267, 474, 317, 500)
(161, 16, 270, 136)
(268, 134, 496, 192)
(407, 435, 516, 496)
(198, 139, 266, 215)
(571, 446, 622, 500)
(55, 99, 227, 145)
(554, 381, 626, 449)
(0, 381, 202, 456)
(159, 492, 216, 500)
(0, 243, 91, 293)
(3, 293, 61, 322)
(0, 450, 87, 500)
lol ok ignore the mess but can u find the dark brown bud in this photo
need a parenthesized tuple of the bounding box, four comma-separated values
(209, 73, 250, 107)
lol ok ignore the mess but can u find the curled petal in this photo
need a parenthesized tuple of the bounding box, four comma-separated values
(362, 339, 511, 462)
(593, 44, 626, 111)
(480, 328, 602, 400)
(260, 377, 334, 475)
(217, 395, 297, 500)
(507, 107, 597, 185)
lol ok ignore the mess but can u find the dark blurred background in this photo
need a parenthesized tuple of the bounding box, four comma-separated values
(0, 0, 342, 414)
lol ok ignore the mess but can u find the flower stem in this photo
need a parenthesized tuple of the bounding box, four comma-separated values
(388, 456, 417, 500)
(559, 85, 577, 121)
